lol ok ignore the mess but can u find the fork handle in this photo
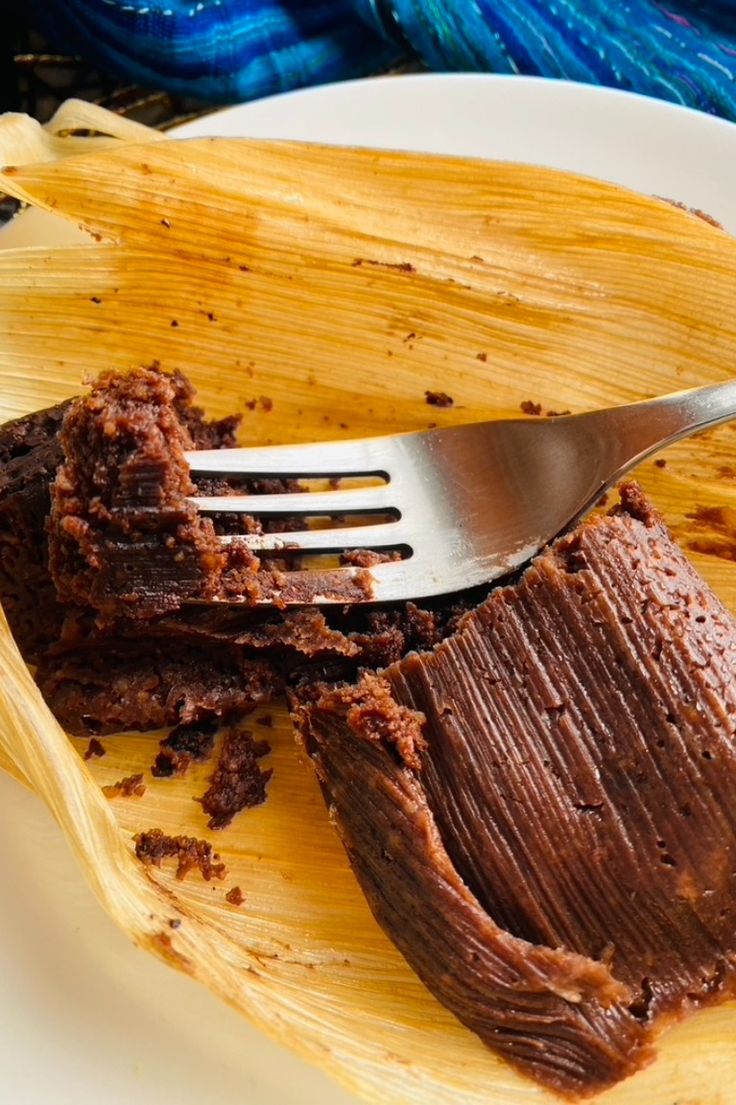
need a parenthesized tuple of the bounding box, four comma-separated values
(583, 379, 736, 472)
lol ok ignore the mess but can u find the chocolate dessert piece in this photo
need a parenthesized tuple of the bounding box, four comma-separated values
(6, 368, 736, 1096)
(151, 719, 218, 778)
(0, 402, 67, 661)
(0, 376, 462, 736)
(0, 373, 461, 736)
(36, 642, 277, 735)
(225, 885, 245, 906)
(0, 372, 238, 656)
(29, 598, 455, 736)
(299, 485, 736, 1097)
(197, 726, 271, 829)
(102, 772, 146, 799)
(47, 366, 373, 617)
(48, 366, 261, 619)
(134, 828, 227, 881)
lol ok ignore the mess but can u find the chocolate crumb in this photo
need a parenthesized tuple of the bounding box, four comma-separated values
(152, 718, 218, 778)
(340, 548, 403, 567)
(161, 218, 172, 229)
(425, 390, 454, 408)
(259, 396, 273, 412)
(476, 352, 487, 362)
(520, 400, 543, 416)
(654, 458, 667, 469)
(170, 319, 179, 327)
(198, 727, 272, 829)
(83, 737, 106, 761)
(134, 828, 227, 880)
(256, 715, 274, 729)
(90, 296, 102, 305)
(168, 918, 182, 929)
(546, 409, 571, 418)
(315, 672, 427, 773)
(103, 772, 146, 799)
(352, 258, 416, 273)
(226, 885, 244, 906)
(206, 312, 217, 322)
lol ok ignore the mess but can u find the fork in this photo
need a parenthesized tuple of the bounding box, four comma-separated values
(185, 380, 736, 605)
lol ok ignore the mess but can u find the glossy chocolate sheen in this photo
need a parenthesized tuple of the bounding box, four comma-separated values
(303, 486, 736, 1096)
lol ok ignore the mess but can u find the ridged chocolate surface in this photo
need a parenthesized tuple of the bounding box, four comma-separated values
(304, 487, 736, 1096)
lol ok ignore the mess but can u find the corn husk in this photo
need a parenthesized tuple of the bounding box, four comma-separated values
(1, 103, 736, 1105)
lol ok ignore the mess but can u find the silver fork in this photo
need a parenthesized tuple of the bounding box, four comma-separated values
(185, 381, 736, 605)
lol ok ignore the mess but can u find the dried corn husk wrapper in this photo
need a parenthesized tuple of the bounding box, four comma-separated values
(1, 100, 736, 1105)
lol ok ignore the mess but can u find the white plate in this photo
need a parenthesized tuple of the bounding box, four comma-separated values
(2, 73, 736, 1105)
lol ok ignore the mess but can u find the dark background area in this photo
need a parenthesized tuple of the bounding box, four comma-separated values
(0, 10, 212, 223)
(1, 10, 209, 126)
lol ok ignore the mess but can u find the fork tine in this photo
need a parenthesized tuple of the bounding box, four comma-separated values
(184, 437, 392, 478)
(220, 521, 407, 552)
(189, 486, 396, 515)
(357, 560, 425, 603)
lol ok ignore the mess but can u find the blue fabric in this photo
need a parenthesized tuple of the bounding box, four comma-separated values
(34, 0, 736, 118)
(33, 1, 403, 103)
(380, 1, 736, 119)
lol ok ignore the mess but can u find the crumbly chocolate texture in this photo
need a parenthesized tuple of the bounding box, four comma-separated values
(0, 375, 236, 658)
(48, 366, 260, 619)
(134, 828, 227, 880)
(340, 548, 402, 567)
(47, 366, 372, 615)
(30, 598, 459, 736)
(83, 737, 106, 761)
(299, 484, 736, 1097)
(9, 371, 734, 1095)
(424, 390, 454, 408)
(151, 718, 218, 778)
(225, 885, 244, 906)
(36, 642, 277, 736)
(0, 369, 474, 735)
(103, 772, 146, 799)
(0, 378, 465, 735)
(198, 727, 271, 829)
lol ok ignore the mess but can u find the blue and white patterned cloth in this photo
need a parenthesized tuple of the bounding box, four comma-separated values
(34, 0, 736, 118)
